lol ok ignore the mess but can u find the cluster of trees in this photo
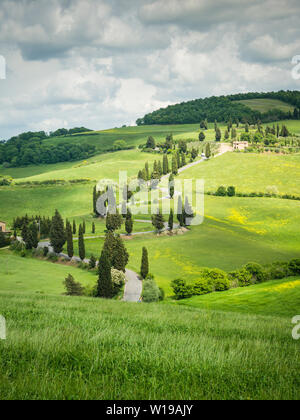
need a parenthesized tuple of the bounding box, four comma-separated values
(136, 91, 300, 126)
(0, 231, 10, 248)
(97, 232, 129, 298)
(49, 127, 91, 137)
(171, 259, 300, 300)
(0, 175, 13, 186)
(151, 196, 194, 232)
(138, 148, 198, 181)
(0, 141, 96, 167)
(13, 215, 52, 238)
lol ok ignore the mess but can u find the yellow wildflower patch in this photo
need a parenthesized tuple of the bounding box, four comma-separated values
(273, 280, 300, 292)
(228, 209, 248, 225)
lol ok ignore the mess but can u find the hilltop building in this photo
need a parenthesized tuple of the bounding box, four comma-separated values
(233, 141, 249, 151)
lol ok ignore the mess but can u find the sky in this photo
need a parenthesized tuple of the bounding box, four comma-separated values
(0, 0, 300, 139)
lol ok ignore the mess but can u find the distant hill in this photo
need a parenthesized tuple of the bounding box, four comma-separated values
(137, 90, 300, 126)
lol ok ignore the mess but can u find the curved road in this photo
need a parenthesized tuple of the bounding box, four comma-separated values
(123, 269, 143, 302)
(18, 146, 231, 303)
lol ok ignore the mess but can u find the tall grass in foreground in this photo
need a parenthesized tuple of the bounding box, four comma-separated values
(0, 291, 299, 400)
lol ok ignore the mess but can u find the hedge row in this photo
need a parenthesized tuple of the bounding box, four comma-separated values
(171, 260, 300, 300)
(207, 186, 300, 201)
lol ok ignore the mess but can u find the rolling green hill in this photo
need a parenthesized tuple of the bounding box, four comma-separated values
(176, 276, 300, 318)
(137, 91, 300, 125)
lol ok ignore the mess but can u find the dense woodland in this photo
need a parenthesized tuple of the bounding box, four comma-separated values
(136, 91, 300, 125)
(0, 127, 96, 167)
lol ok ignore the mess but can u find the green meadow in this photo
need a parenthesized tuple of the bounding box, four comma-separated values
(236, 98, 295, 113)
(175, 276, 300, 318)
(0, 249, 96, 295)
(1, 120, 300, 400)
(177, 152, 300, 195)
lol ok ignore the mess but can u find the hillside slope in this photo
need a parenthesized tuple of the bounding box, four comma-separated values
(137, 90, 300, 125)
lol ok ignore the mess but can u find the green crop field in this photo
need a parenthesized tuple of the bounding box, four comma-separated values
(236, 99, 295, 113)
(0, 288, 299, 400)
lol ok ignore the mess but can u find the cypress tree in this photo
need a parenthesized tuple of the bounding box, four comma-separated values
(177, 196, 184, 227)
(163, 154, 169, 175)
(112, 235, 128, 272)
(199, 132, 206, 142)
(21, 223, 30, 248)
(97, 249, 113, 298)
(82, 220, 86, 234)
(168, 209, 174, 231)
(205, 143, 211, 159)
(50, 210, 66, 254)
(103, 232, 129, 272)
(89, 254, 96, 269)
(73, 220, 76, 235)
(145, 162, 149, 180)
(66, 221, 74, 258)
(172, 155, 178, 175)
(169, 174, 175, 199)
(158, 160, 162, 177)
(176, 150, 180, 168)
(78, 224, 85, 261)
(152, 209, 165, 232)
(121, 201, 127, 218)
(184, 197, 194, 226)
(141, 247, 149, 279)
(215, 127, 222, 142)
(146, 136, 156, 149)
(93, 186, 98, 215)
(92, 222, 96, 234)
(125, 209, 133, 235)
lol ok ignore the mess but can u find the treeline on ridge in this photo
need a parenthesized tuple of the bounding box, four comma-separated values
(136, 90, 300, 126)
(0, 127, 96, 167)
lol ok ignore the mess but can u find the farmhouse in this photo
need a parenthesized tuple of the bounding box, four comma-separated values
(233, 141, 249, 151)
(0, 221, 10, 234)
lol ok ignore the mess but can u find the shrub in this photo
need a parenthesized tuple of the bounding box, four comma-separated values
(227, 186, 236, 197)
(89, 254, 97, 269)
(171, 279, 193, 300)
(229, 269, 252, 287)
(244, 262, 267, 283)
(111, 268, 126, 295)
(193, 278, 214, 295)
(205, 269, 230, 291)
(47, 253, 58, 262)
(63, 274, 85, 296)
(216, 186, 227, 196)
(158, 287, 165, 301)
(288, 259, 300, 275)
(43, 247, 49, 257)
(268, 262, 292, 279)
(143, 279, 161, 303)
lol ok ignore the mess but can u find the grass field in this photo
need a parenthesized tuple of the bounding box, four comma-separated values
(177, 152, 300, 195)
(175, 276, 300, 318)
(0, 289, 299, 400)
(1, 120, 300, 400)
(71, 196, 300, 294)
(236, 99, 295, 113)
(2, 120, 300, 181)
(0, 249, 96, 295)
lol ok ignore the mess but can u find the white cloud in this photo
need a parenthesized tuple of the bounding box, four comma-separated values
(0, 0, 300, 138)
